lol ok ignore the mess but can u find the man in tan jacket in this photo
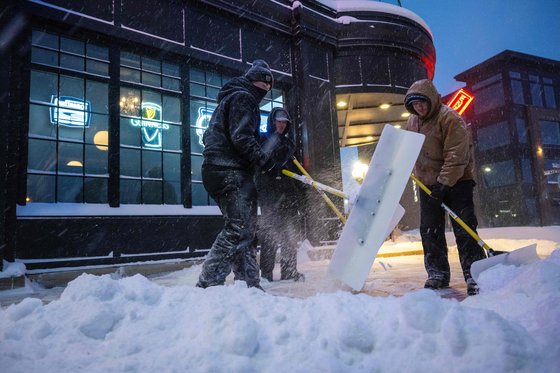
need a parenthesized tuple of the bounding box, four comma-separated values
(404, 79, 486, 296)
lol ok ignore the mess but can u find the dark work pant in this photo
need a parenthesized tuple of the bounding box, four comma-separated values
(419, 180, 486, 282)
(197, 166, 260, 288)
(259, 205, 299, 279)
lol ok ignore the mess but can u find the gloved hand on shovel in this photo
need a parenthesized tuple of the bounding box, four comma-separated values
(429, 182, 450, 207)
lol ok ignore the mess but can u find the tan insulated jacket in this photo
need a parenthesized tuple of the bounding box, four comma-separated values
(405, 79, 474, 187)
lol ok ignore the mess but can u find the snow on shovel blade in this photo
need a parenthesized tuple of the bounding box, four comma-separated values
(471, 244, 539, 282)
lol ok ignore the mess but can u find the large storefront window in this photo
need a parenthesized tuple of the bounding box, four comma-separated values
(119, 52, 182, 204)
(544, 159, 560, 186)
(529, 75, 557, 109)
(529, 74, 544, 107)
(481, 160, 516, 188)
(509, 71, 525, 105)
(189, 68, 286, 206)
(516, 117, 528, 144)
(473, 74, 505, 114)
(543, 77, 557, 109)
(539, 120, 560, 145)
(476, 121, 510, 151)
(521, 158, 533, 183)
(27, 31, 109, 203)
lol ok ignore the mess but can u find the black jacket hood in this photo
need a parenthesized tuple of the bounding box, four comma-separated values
(264, 107, 292, 137)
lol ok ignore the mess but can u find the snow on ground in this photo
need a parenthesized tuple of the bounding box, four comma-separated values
(0, 226, 559, 372)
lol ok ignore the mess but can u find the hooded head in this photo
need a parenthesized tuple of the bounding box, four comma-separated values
(404, 79, 441, 119)
(245, 59, 274, 87)
(266, 107, 291, 136)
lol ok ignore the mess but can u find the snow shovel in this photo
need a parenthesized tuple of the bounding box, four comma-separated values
(410, 174, 540, 281)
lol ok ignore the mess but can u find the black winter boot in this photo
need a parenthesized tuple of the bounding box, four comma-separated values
(424, 278, 449, 289)
(466, 278, 479, 296)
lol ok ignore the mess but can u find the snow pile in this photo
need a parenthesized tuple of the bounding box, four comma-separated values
(465, 249, 560, 367)
(0, 261, 26, 279)
(2, 250, 559, 372)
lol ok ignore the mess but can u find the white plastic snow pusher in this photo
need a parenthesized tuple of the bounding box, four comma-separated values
(284, 126, 422, 291)
(328, 126, 425, 290)
(410, 174, 540, 281)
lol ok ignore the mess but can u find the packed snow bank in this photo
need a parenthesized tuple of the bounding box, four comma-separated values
(2, 250, 559, 372)
(0, 261, 26, 279)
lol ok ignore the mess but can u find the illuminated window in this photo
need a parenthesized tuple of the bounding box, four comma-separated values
(543, 158, 560, 185)
(27, 30, 109, 203)
(188, 68, 286, 206)
(119, 52, 182, 204)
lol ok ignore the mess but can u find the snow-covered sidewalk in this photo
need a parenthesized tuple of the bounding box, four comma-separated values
(1, 226, 559, 372)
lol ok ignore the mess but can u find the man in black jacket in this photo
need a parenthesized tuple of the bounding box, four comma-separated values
(257, 108, 305, 282)
(196, 60, 275, 290)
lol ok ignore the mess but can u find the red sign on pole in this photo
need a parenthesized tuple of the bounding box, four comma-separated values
(447, 88, 474, 115)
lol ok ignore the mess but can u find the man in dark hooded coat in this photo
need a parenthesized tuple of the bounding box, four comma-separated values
(257, 107, 305, 282)
(404, 79, 486, 296)
(196, 60, 275, 290)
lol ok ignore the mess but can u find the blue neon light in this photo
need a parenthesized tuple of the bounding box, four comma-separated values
(194, 107, 269, 147)
(50, 96, 91, 128)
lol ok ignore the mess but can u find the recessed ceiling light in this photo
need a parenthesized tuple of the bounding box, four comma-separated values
(394, 125, 401, 129)
(366, 136, 374, 141)
(401, 112, 410, 118)
(337, 101, 347, 108)
(379, 103, 391, 109)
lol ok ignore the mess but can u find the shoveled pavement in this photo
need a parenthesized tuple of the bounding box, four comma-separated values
(0, 239, 473, 307)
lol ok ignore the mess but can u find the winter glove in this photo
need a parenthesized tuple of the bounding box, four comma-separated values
(429, 182, 450, 207)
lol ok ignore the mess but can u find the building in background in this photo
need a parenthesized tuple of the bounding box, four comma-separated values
(0, 0, 434, 270)
(454, 50, 560, 227)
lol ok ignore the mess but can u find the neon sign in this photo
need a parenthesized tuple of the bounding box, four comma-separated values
(194, 107, 269, 147)
(50, 96, 91, 127)
(130, 102, 169, 149)
(447, 89, 474, 115)
(259, 113, 269, 133)
(195, 107, 213, 146)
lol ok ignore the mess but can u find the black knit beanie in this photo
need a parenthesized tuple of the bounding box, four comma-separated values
(404, 93, 428, 108)
(245, 60, 274, 86)
(404, 93, 430, 114)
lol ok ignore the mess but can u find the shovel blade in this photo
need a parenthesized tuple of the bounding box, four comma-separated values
(471, 244, 539, 282)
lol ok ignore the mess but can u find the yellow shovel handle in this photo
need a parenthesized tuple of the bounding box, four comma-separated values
(292, 158, 347, 224)
(410, 174, 493, 253)
(281, 169, 348, 199)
